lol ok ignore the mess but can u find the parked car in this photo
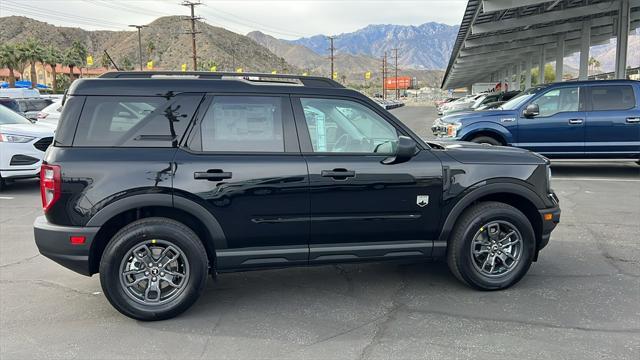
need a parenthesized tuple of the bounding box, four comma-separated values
(0, 88, 40, 99)
(15, 97, 56, 121)
(36, 99, 63, 125)
(432, 80, 640, 162)
(476, 100, 506, 110)
(0, 97, 23, 116)
(443, 91, 522, 116)
(0, 104, 55, 190)
(438, 94, 482, 115)
(34, 71, 560, 320)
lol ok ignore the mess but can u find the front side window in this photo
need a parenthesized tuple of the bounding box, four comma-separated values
(531, 87, 579, 117)
(197, 96, 284, 152)
(590, 85, 635, 111)
(300, 98, 398, 154)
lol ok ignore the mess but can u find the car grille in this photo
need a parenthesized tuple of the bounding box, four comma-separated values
(33, 137, 53, 152)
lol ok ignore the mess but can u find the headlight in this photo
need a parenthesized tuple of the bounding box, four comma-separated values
(445, 122, 462, 137)
(0, 133, 36, 143)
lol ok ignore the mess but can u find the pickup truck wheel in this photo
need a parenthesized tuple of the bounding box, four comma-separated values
(470, 136, 502, 146)
(447, 202, 535, 290)
(99, 217, 208, 321)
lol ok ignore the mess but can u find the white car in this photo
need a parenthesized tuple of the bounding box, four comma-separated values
(36, 99, 63, 126)
(0, 105, 55, 190)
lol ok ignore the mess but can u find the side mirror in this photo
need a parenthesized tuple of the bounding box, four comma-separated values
(523, 103, 539, 118)
(382, 136, 417, 165)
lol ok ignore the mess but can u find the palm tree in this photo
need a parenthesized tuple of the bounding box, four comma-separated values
(63, 47, 82, 81)
(0, 44, 22, 88)
(43, 45, 62, 92)
(588, 56, 601, 75)
(20, 38, 45, 88)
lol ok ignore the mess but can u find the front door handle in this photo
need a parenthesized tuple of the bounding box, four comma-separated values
(194, 169, 232, 181)
(626, 117, 640, 124)
(568, 118, 584, 125)
(321, 168, 356, 180)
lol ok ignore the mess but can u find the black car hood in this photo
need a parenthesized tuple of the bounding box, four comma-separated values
(428, 140, 548, 165)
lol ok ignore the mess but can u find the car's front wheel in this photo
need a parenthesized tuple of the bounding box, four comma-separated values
(99, 217, 208, 321)
(447, 202, 535, 290)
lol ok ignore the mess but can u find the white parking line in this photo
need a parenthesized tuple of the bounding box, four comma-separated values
(554, 177, 640, 182)
(0, 196, 15, 200)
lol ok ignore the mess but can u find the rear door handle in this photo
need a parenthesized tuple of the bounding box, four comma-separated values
(321, 169, 356, 179)
(626, 117, 640, 124)
(194, 169, 232, 181)
(568, 118, 584, 125)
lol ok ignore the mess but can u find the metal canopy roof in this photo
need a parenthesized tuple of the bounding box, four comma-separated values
(442, 0, 640, 89)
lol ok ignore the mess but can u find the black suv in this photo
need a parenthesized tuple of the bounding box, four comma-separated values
(34, 72, 560, 320)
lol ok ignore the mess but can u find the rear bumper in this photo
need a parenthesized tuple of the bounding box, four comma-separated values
(33, 216, 99, 276)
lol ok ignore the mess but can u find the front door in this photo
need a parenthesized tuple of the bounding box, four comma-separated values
(173, 95, 309, 269)
(585, 84, 640, 158)
(292, 96, 443, 262)
(516, 86, 585, 158)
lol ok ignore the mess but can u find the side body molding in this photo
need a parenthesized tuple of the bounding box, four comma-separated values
(86, 193, 227, 250)
(437, 182, 545, 244)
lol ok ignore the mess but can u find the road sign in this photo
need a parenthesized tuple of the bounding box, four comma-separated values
(86, 56, 93, 66)
(181, 63, 187, 72)
(146, 61, 153, 70)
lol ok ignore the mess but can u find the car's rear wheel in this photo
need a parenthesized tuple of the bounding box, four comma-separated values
(99, 217, 208, 321)
(470, 136, 502, 146)
(447, 202, 535, 290)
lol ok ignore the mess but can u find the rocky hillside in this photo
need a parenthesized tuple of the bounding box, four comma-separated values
(288, 22, 460, 70)
(248, 31, 444, 86)
(0, 16, 297, 73)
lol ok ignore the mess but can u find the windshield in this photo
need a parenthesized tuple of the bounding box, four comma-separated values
(0, 103, 32, 125)
(500, 85, 548, 110)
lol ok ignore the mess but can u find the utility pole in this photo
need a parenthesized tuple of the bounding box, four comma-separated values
(328, 36, 335, 80)
(128, 24, 147, 71)
(182, 1, 202, 70)
(382, 52, 387, 100)
(393, 48, 399, 99)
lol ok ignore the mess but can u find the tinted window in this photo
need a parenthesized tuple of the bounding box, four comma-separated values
(300, 98, 398, 154)
(74, 94, 202, 147)
(0, 99, 21, 113)
(197, 96, 284, 152)
(532, 87, 579, 117)
(590, 85, 635, 111)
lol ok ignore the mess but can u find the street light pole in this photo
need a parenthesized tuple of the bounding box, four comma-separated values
(129, 25, 147, 71)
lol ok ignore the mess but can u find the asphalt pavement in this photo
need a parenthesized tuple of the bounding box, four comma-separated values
(1, 105, 638, 360)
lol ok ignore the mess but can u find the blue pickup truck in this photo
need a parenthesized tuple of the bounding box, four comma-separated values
(432, 80, 640, 161)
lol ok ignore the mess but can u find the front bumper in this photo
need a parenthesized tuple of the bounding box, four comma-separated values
(537, 204, 561, 252)
(33, 216, 99, 276)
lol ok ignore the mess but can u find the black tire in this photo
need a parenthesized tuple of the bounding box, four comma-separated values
(99, 217, 208, 321)
(447, 202, 535, 290)
(470, 136, 502, 146)
(0, 176, 4, 192)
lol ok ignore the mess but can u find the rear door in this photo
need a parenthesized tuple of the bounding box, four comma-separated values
(584, 84, 640, 158)
(292, 96, 443, 262)
(516, 85, 585, 157)
(173, 94, 310, 269)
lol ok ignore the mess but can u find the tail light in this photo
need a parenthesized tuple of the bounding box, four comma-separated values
(40, 164, 61, 212)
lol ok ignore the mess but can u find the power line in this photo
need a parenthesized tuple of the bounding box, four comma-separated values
(181, 1, 202, 71)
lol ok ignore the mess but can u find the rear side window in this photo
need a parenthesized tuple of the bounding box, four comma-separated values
(193, 96, 285, 152)
(590, 85, 635, 111)
(73, 94, 203, 147)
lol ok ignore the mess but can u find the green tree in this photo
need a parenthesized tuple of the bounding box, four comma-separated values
(146, 40, 155, 60)
(121, 56, 133, 71)
(43, 45, 63, 93)
(20, 38, 45, 88)
(0, 44, 22, 87)
(588, 56, 601, 74)
(100, 52, 111, 70)
(531, 64, 556, 85)
(71, 41, 88, 76)
(63, 47, 82, 81)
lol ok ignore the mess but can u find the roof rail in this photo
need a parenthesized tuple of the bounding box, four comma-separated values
(98, 71, 344, 88)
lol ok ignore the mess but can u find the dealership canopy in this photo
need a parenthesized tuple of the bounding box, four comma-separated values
(442, 0, 640, 89)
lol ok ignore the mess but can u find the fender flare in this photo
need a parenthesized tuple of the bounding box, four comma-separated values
(438, 182, 544, 243)
(86, 193, 227, 249)
(458, 121, 512, 144)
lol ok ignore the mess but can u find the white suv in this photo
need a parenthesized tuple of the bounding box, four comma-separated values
(0, 105, 55, 190)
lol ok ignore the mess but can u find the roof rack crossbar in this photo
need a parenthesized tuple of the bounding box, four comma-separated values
(98, 71, 344, 88)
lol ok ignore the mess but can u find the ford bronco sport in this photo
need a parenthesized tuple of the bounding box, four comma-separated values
(34, 72, 560, 320)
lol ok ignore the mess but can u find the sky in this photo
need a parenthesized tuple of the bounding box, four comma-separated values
(0, 0, 467, 39)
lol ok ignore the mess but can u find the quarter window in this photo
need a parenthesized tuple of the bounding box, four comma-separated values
(589, 86, 635, 111)
(532, 87, 580, 117)
(300, 98, 399, 154)
(198, 96, 284, 152)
